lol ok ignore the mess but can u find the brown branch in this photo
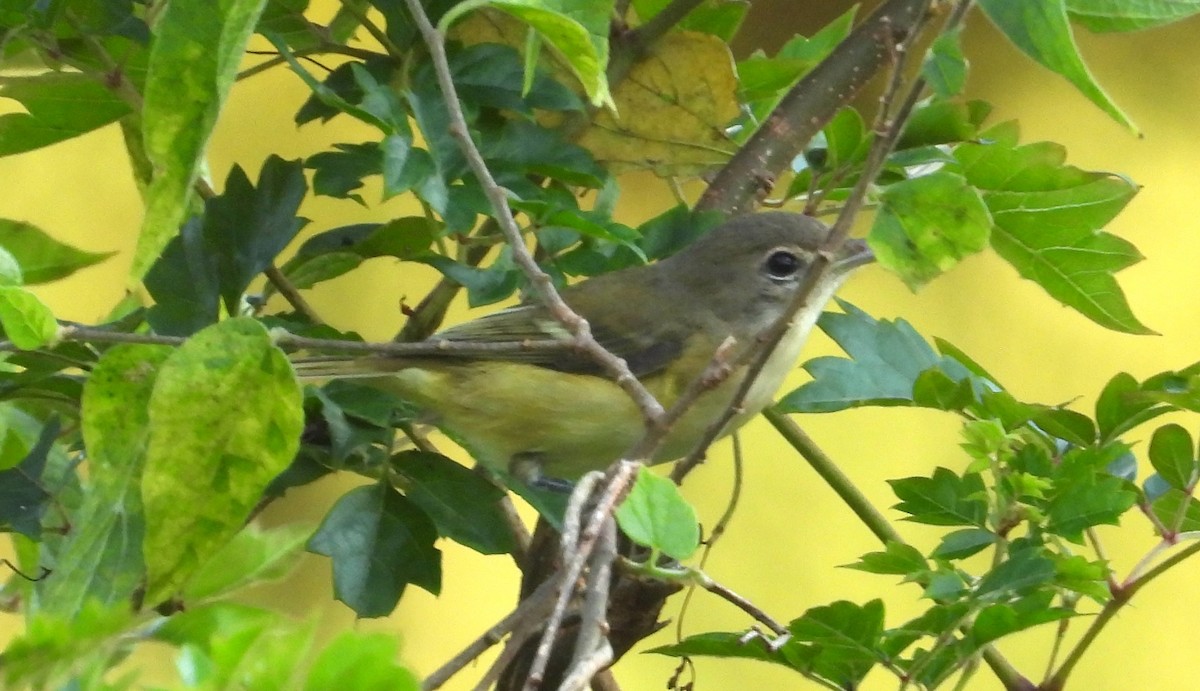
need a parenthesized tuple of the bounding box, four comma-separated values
(695, 0, 934, 216)
(421, 577, 560, 690)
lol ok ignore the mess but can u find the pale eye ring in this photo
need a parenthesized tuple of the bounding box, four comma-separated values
(764, 250, 802, 279)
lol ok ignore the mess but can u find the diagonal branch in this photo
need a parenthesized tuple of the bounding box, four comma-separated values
(695, 0, 934, 216)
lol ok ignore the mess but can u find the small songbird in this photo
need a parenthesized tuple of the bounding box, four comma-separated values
(295, 212, 872, 484)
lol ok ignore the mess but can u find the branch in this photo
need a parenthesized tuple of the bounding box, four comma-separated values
(695, 0, 934, 216)
(422, 577, 560, 690)
(401, 0, 666, 428)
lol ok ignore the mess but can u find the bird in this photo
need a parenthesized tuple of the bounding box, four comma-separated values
(294, 212, 872, 485)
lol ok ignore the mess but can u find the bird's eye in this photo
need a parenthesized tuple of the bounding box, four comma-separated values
(764, 250, 803, 279)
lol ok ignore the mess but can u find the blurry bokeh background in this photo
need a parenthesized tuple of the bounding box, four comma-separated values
(4, 1, 1200, 688)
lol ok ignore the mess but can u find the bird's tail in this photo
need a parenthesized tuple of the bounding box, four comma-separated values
(290, 355, 408, 380)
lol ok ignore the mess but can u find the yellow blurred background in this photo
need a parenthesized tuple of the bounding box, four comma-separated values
(4, 2, 1200, 689)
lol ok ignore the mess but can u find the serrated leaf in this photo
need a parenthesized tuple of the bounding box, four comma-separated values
(971, 593, 1072, 646)
(579, 31, 737, 175)
(890, 467, 988, 527)
(649, 631, 786, 665)
(1046, 475, 1137, 542)
(844, 541, 927, 575)
(956, 130, 1149, 334)
(0, 219, 115, 284)
(0, 73, 132, 157)
(778, 300, 982, 413)
(616, 467, 699, 560)
(41, 345, 170, 615)
(1148, 423, 1197, 491)
(975, 548, 1055, 599)
(1067, 0, 1200, 32)
(308, 482, 441, 617)
(932, 528, 998, 560)
(1096, 371, 1170, 442)
(978, 0, 1135, 131)
(787, 599, 885, 687)
(394, 451, 516, 555)
(142, 317, 303, 603)
(134, 0, 269, 280)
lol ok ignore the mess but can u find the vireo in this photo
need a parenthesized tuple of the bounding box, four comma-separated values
(296, 212, 871, 483)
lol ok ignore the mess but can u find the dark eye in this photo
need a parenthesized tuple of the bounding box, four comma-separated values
(764, 250, 802, 279)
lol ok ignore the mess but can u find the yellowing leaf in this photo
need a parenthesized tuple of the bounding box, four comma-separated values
(579, 31, 738, 175)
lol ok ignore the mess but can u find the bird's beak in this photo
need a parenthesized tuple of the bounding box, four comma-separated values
(833, 238, 875, 273)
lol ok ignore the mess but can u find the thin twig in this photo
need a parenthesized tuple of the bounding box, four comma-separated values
(265, 265, 324, 324)
(422, 577, 560, 690)
(237, 44, 386, 81)
(560, 517, 617, 691)
(33, 324, 578, 359)
(695, 0, 933, 216)
(696, 572, 788, 638)
(401, 0, 666, 428)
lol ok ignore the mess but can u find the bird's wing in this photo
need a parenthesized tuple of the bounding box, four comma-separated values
(434, 294, 683, 378)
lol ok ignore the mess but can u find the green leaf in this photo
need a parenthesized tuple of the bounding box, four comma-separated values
(308, 482, 441, 617)
(204, 156, 309, 313)
(1053, 553, 1112, 601)
(305, 631, 420, 691)
(0, 245, 20, 285)
(978, 0, 1136, 131)
(889, 467, 988, 527)
(787, 599, 886, 687)
(438, 0, 613, 108)
(142, 317, 303, 603)
(1148, 423, 1197, 491)
(975, 547, 1055, 599)
(649, 631, 786, 665)
(184, 523, 310, 601)
(41, 345, 171, 615)
(0, 286, 57, 349)
(0, 418, 56, 538)
(133, 0, 269, 280)
(0, 73, 133, 157)
(1067, 0, 1200, 32)
(897, 99, 991, 150)
(970, 593, 1072, 646)
(871, 171, 992, 288)
(932, 528, 998, 560)
(843, 541, 927, 576)
(778, 300, 982, 413)
(143, 217, 220, 336)
(1151, 488, 1200, 532)
(1095, 371, 1170, 442)
(393, 451, 517, 555)
(956, 127, 1149, 334)
(0, 219, 115, 284)
(144, 156, 307, 334)
(922, 29, 967, 98)
(154, 601, 315, 689)
(616, 467, 699, 560)
(1046, 475, 1137, 542)
(0, 601, 134, 689)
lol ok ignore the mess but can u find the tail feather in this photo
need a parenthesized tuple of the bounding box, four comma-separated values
(290, 356, 407, 380)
